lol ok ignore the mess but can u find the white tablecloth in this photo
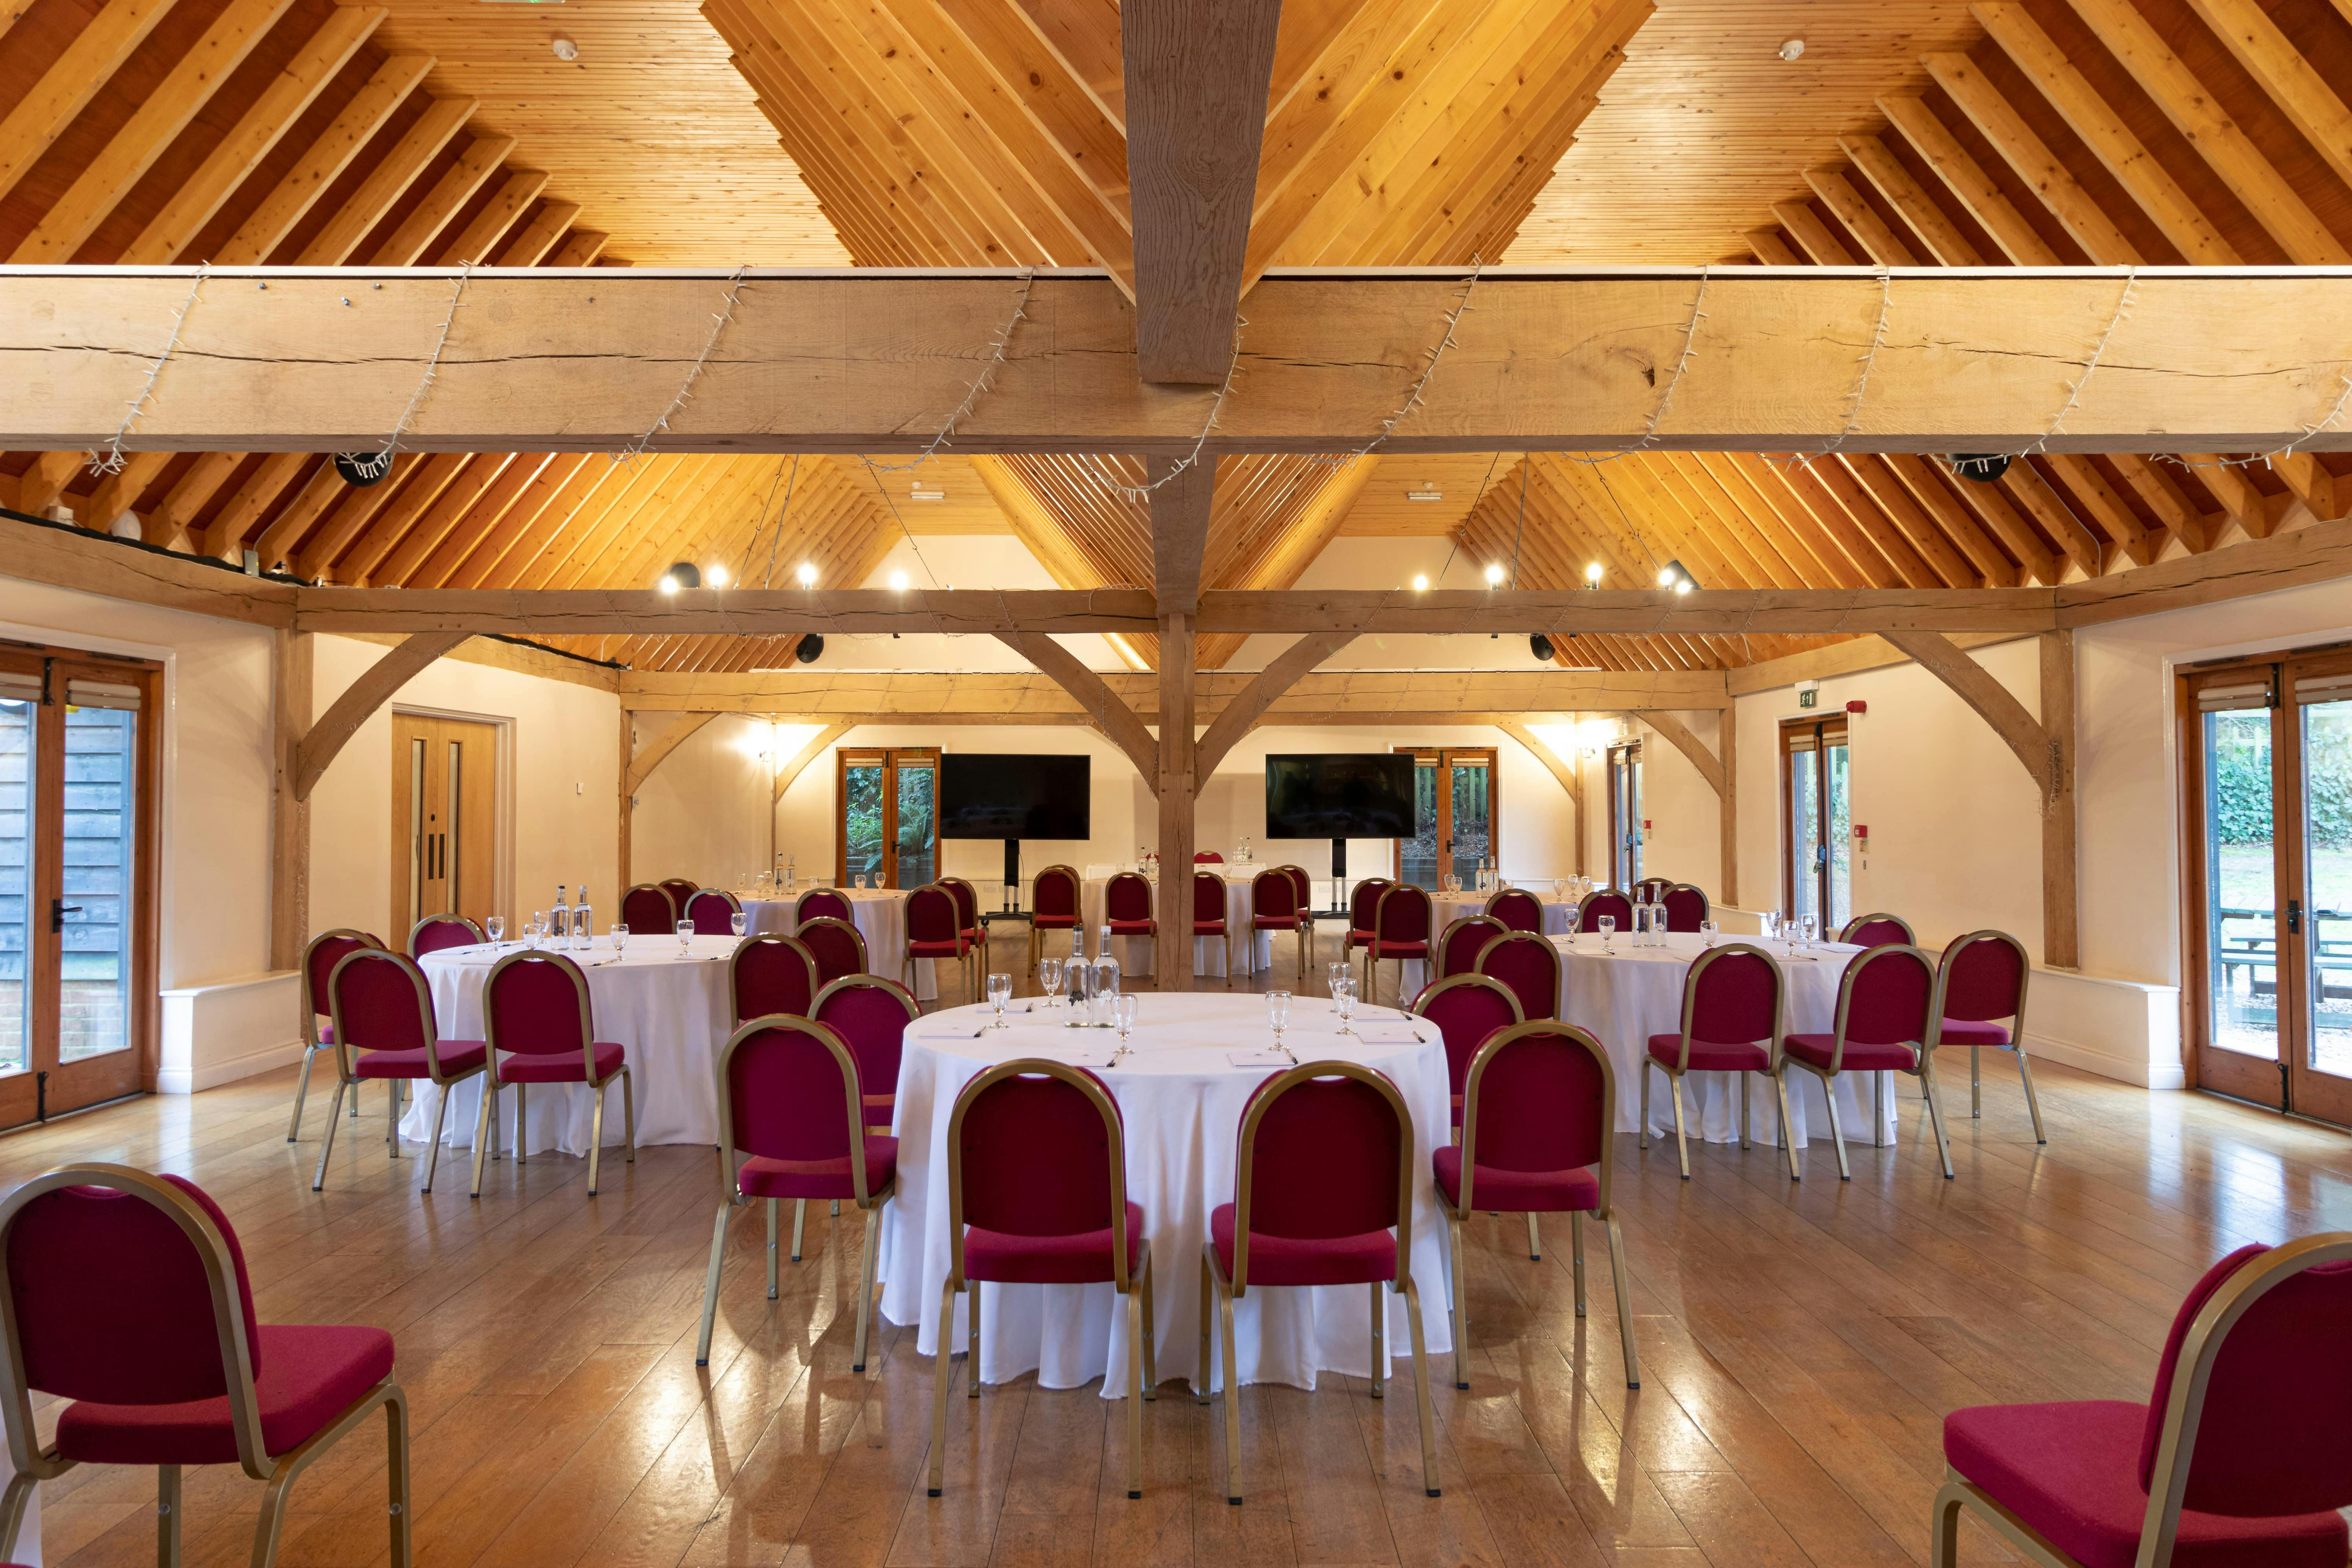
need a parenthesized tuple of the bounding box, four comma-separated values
(1075, 871, 1275, 979)
(739, 887, 939, 1001)
(400, 935, 735, 1153)
(1551, 931, 1901, 1147)
(877, 993, 1455, 1398)
(1430, 889, 1577, 937)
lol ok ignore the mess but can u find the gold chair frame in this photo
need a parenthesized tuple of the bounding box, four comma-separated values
(795, 914, 871, 984)
(1415, 972, 1528, 1252)
(1938, 928, 2043, 1142)
(803, 973, 920, 1255)
(1104, 869, 1157, 950)
(1481, 886, 1544, 929)
(1840, 910, 1916, 946)
(1930, 1233, 2352, 1568)
(1777, 943, 1956, 1181)
(904, 881, 975, 999)
(405, 912, 484, 959)
(728, 931, 820, 1022)
(1197, 1061, 1441, 1506)
(622, 882, 680, 930)
(468, 950, 637, 1199)
(0, 1164, 412, 1568)
(1249, 867, 1309, 985)
(1365, 882, 1435, 1007)
(1471, 928, 1563, 1022)
(1640, 942, 1796, 1182)
(684, 888, 743, 934)
(1027, 863, 1082, 975)
(1435, 913, 1509, 980)
(1573, 887, 1633, 933)
(1442, 1022, 1640, 1392)
(938, 875, 987, 979)
(1663, 882, 1710, 929)
(926, 1060, 1157, 1499)
(695, 1015, 893, 1374)
(317, 949, 487, 1193)
(287, 927, 382, 1144)
(1281, 864, 1316, 972)
(1192, 870, 1235, 990)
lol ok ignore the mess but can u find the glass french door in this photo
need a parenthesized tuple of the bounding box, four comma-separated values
(1392, 747, 1496, 889)
(1782, 716, 1852, 932)
(1607, 741, 1642, 887)
(391, 715, 499, 935)
(2186, 651, 2352, 1123)
(0, 646, 156, 1129)
(836, 747, 938, 888)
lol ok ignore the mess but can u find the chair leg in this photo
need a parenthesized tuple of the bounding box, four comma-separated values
(385, 1079, 402, 1156)
(791, 1198, 806, 1263)
(767, 1198, 781, 1297)
(515, 1083, 527, 1163)
(1638, 1058, 1652, 1150)
(0, 1466, 44, 1564)
(1739, 1074, 1751, 1150)
(927, 1277, 959, 1496)
(620, 1067, 636, 1163)
(1873, 1070, 1887, 1147)
(696, 1200, 733, 1365)
(1668, 1073, 1692, 1181)
(1124, 1285, 1146, 1498)
(1774, 1070, 1802, 1181)
(160, 1461, 183, 1568)
(287, 1045, 317, 1142)
(1525, 1211, 1542, 1261)
(1929, 1480, 1969, 1568)
(1970, 1044, 1982, 1118)
(384, 1389, 413, 1568)
(2016, 1048, 2047, 1144)
(1570, 1210, 1587, 1317)
(1196, 1256, 1214, 1404)
(311, 1079, 348, 1191)
(1821, 1072, 1852, 1182)
(1217, 1278, 1243, 1504)
(1605, 1215, 1639, 1389)
(470, 1081, 498, 1198)
(1445, 1213, 1467, 1389)
(852, 1200, 880, 1372)
(1918, 1060, 1957, 1179)
(1398, 1277, 1442, 1498)
(1368, 1278, 1386, 1400)
(968, 1275, 983, 1397)
(587, 1078, 608, 1196)
(1140, 1252, 1158, 1398)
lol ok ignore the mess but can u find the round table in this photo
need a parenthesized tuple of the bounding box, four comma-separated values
(877, 992, 1455, 1398)
(401, 935, 736, 1154)
(1429, 889, 1578, 937)
(1075, 869, 1276, 979)
(739, 887, 939, 1001)
(1549, 931, 1901, 1147)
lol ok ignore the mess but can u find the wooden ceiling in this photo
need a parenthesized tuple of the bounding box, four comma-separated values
(5, 0, 2351, 679)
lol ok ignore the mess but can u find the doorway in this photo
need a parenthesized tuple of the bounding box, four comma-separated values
(1392, 747, 1496, 889)
(1607, 741, 1642, 887)
(837, 747, 938, 888)
(2183, 649, 2352, 1123)
(391, 714, 500, 940)
(1781, 715, 1852, 933)
(0, 643, 158, 1129)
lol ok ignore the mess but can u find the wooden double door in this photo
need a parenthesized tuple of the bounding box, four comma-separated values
(392, 714, 499, 938)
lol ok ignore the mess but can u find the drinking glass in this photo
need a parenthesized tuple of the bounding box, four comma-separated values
(1699, 919, 1717, 948)
(1334, 979, 1357, 1037)
(1552, 878, 1566, 900)
(1114, 993, 1137, 1045)
(1267, 990, 1294, 1063)
(1039, 957, 1063, 1010)
(486, 914, 505, 946)
(528, 912, 545, 950)
(1799, 913, 1818, 949)
(1598, 914, 1616, 953)
(1327, 961, 1349, 1004)
(612, 922, 629, 954)
(854, 874, 868, 891)
(676, 917, 696, 957)
(987, 972, 1011, 1028)
(731, 911, 749, 938)
(1763, 910, 1781, 943)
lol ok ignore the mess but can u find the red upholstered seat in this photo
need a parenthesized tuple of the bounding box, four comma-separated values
(1783, 1032, 1916, 1071)
(1192, 920, 1224, 935)
(1210, 1202, 1395, 1286)
(965, 1200, 1146, 1284)
(906, 937, 964, 957)
(1645, 1033, 1769, 1072)
(1943, 1400, 2345, 1568)
(353, 1041, 485, 1078)
(1939, 1017, 2011, 1046)
(498, 1039, 625, 1082)
(55, 1324, 395, 1466)
(1376, 940, 1427, 957)
(736, 1136, 899, 1200)
(1432, 1146, 1598, 1213)
(1033, 911, 1079, 928)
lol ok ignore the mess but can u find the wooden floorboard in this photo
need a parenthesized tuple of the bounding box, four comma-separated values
(11, 926, 2352, 1568)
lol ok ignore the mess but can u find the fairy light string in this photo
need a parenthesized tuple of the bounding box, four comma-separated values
(89, 263, 210, 477)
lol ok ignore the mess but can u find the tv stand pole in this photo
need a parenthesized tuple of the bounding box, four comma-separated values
(1002, 838, 1021, 913)
(1330, 837, 1347, 913)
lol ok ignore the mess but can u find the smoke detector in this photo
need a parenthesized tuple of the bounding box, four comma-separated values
(551, 35, 578, 59)
(1779, 38, 1805, 61)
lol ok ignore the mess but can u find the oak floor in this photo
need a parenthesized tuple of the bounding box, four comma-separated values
(15, 931, 2352, 1568)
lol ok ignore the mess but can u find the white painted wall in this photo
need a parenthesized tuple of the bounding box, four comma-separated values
(627, 711, 777, 890)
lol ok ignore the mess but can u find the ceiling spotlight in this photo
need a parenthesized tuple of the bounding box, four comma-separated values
(1675, 578, 1693, 595)
(1411, 573, 1430, 592)
(1484, 563, 1505, 585)
(889, 569, 910, 591)
(1585, 562, 1603, 585)
(706, 562, 728, 587)
(661, 561, 700, 592)
(658, 576, 679, 595)
(1656, 567, 1677, 587)
(1779, 37, 1805, 60)
(551, 34, 578, 59)
(796, 562, 817, 587)
(1657, 558, 1699, 593)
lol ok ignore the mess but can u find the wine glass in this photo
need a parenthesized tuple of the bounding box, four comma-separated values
(1552, 878, 1566, 901)
(486, 914, 505, 947)
(1598, 914, 1616, 953)
(730, 910, 749, 939)
(1267, 990, 1294, 1063)
(987, 972, 1011, 1029)
(528, 911, 545, 950)
(612, 922, 629, 955)
(1334, 977, 1357, 1037)
(1039, 956, 1063, 1011)
(1699, 919, 1717, 949)
(1327, 961, 1350, 1007)
(854, 873, 868, 891)
(1798, 913, 1818, 951)
(676, 917, 696, 958)
(1112, 994, 1138, 1061)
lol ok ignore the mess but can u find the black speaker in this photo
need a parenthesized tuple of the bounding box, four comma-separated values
(1530, 633, 1555, 662)
(1949, 453, 2010, 483)
(796, 633, 824, 664)
(665, 561, 701, 589)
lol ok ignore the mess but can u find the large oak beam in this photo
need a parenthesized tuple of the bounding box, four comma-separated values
(9, 269, 2352, 453)
(293, 629, 470, 800)
(990, 630, 1160, 783)
(1155, 611, 1197, 987)
(1880, 630, 2051, 793)
(270, 629, 312, 970)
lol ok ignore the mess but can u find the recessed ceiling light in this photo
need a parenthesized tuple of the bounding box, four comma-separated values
(1585, 562, 1604, 583)
(1411, 573, 1430, 592)
(889, 569, 910, 591)
(1484, 563, 1505, 585)
(910, 485, 945, 501)
(1779, 37, 1805, 60)
(706, 562, 728, 587)
(1407, 483, 1444, 501)
(796, 562, 817, 587)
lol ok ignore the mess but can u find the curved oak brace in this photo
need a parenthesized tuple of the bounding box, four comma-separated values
(293, 630, 469, 800)
(1194, 631, 1357, 779)
(774, 721, 854, 805)
(1633, 710, 1725, 797)
(992, 630, 1160, 786)
(1499, 718, 1585, 880)
(1620, 710, 1735, 903)
(626, 711, 717, 796)
(1881, 629, 2052, 795)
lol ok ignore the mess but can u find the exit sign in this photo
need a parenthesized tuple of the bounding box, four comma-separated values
(1797, 688, 1818, 708)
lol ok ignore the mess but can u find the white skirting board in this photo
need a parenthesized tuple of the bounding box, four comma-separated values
(159, 971, 303, 1094)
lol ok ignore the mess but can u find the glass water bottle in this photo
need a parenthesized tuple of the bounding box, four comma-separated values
(1092, 924, 1120, 1028)
(571, 886, 593, 949)
(551, 886, 570, 947)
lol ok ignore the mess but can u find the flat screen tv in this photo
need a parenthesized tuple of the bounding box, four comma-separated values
(939, 753, 1091, 840)
(1263, 753, 1417, 839)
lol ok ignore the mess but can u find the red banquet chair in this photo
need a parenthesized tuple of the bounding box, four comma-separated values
(1661, 884, 1709, 933)
(1194, 850, 1223, 864)
(795, 886, 853, 925)
(731, 932, 819, 1021)
(287, 927, 382, 1143)
(1435, 914, 1508, 981)
(684, 888, 741, 933)
(407, 913, 481, 959)
(1474, 929, 1561, 1022)
(1440, 1023, 1640, 1392)
(1781, 944, 1955, 1181)
(1200, 1063, 1441, 1506)
(1484, 886, 1545, 934)
(1282, 865, 1316, 969)
(926, 1061, 1155, 1500)
(1344, 877, 1391, 975)
(1634, 876, 1673, 904)
(0, 1166, 411, 1568)
(941, 878, 985, 971)
(1194, 870, 1233, 988)
(1251, 867, 1307, 984)
(1841, 911, 1915, 950)
(1106, 871, 1156, 942)
(807, 974, 919, 1259)
(620, 883, 677, 933)
(658, 876, 699, 911)
(694, 1017, 894, 1373)
(318, 948, 487, 1193)
(1643, 943, 1792, 1182)
(797, 915, 869, 987)
(905, 883, 972, 998)
(1365, 883, 1433, 1006)
(1576, 887, 1634, 933)
(470, 950, 636, 1198)
(1932, 1233, 2352, 1568)
(1937, 929, 2043, 1142)
(1413, 972, 1523, 1138)
(1028, 864, 1081, 974)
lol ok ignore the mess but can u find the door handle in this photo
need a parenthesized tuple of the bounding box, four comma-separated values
(2289, 899, 2303, 935)
(50, 900, 80, 933)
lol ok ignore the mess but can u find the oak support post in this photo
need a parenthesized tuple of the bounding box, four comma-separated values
(1155, 614, 1197, 990)
(1719, 706, 1738, 905)
(619, 709, 634, 893)
(2041, 629, 2078, 969)
(270, 629, 313, 971)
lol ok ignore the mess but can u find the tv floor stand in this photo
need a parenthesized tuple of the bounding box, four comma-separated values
(1002, 838, 1021, 913)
